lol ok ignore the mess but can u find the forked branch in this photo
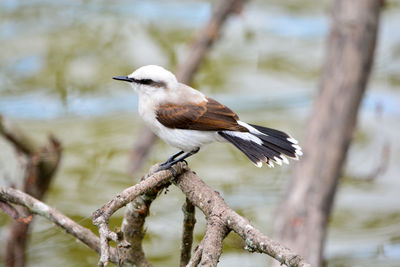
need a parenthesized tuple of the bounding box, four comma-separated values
(92, 162, 310, 267)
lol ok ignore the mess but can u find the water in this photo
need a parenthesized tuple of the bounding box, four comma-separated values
(1, 1, 400, 266)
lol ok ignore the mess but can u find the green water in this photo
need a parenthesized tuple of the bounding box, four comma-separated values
(1, 1, 400, 266)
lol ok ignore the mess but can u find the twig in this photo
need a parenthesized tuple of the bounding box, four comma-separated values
(180, 198, 196, 267)
(92, 163, 187, 266)
(0, 186, 118, 264)
(363, 141, 390, 181)
(0, 201, 23, 221)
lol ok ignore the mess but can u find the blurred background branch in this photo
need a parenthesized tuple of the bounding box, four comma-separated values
(273, 1, 383, 266)
(0, 117, 62, 267)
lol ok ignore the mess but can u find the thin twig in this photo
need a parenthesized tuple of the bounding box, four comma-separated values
(0, 201, 23, 221)
(0, 186, 119, 264)
(364, 141, 390, 181)
(180, 198, 196, 267)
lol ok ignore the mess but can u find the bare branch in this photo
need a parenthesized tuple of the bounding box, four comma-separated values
(0, 115, 36, 155)
(186, 242, 203, 267)
(199, 217, 229, 266)
(0, 186, 118, 264)
(176, 0, 246, 83)
(0, 201, 24, 221)
(93, 162, 309, 266)
(120, 168, 172, 266)
(92, 163, 187, 266)
(174, 170, 310, 267)
(1, 116, 62, 267)
(180, 198, 196, 267)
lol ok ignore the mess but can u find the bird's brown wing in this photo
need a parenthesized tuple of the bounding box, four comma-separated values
(156, 97, 248, 132)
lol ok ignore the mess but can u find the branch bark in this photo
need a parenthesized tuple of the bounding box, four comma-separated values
(119, 167, 173, 266)
(92, 164, 186, 266)
(273, 1, 382, 266)
(175, 170, 310, 267)
(129, 0, 247, 175)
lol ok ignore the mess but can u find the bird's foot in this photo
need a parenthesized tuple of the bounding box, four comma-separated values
(156, 148, 200, 177)
(161, 151, 185, 166)
(156, 162, 178, 177)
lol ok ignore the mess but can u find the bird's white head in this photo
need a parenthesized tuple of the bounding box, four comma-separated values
(113, 65, 178, 96)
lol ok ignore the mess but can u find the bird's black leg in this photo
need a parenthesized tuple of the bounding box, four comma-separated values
(160, 150, 185, 167)
(157, 148, 200, 174)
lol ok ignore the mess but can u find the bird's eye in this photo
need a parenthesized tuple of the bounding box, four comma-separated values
(139, 79, 153, 85)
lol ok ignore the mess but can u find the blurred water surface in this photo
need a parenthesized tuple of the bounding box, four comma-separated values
(0, 1, 400, 266)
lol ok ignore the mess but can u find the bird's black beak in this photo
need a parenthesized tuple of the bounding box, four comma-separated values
(113, 76, 133, 82)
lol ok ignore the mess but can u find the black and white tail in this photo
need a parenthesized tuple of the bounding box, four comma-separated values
(218, 121, 302, 168)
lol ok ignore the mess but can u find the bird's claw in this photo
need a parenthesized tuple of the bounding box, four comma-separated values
(156, 163, 178, 178)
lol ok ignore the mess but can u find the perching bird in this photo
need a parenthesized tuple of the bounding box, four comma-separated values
(113, 65, 302, 171)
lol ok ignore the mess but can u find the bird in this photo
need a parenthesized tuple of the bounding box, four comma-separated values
(113, 65, 302, 172)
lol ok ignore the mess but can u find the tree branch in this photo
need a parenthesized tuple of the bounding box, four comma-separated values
(0, 115, 36, 155)
(1, 160, 310, 267)
(92, 164, 187, 266)
(174, 170, 310, 267)
(180, 198, 196, 267)
(272, 1, 382, 265)
(186, 241, 204, 267)
(1, 116, 62, 267)
(93, 162, 309, 267)
(0, 186, 119, 264)
(120, 166, 173, 266)
(199, 217, 229, 266)
(176, 0, 246, 83)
